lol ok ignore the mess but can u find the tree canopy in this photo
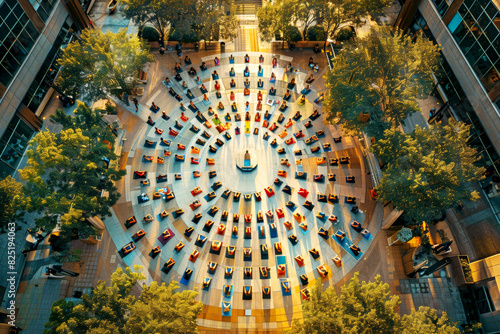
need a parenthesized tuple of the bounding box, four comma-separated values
(119, 0, 238, 43)
(318, 0, 390, 42)
(257, 2, 282, 42)
(257, 0, 390, 42)
(56, 29, 154, 102)
(0, 175, 28, 229)
(44, 266, 202, 334)
(287, 273, 460, 334)
(20, 103, 126, 244)
(372, 121, 485, 223)
(401, 307, 464, 334)
(323, 27, 441, 139)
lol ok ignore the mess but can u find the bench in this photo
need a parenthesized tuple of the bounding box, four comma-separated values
(137, 69, 148, 84)
(280, 55, 293, 62)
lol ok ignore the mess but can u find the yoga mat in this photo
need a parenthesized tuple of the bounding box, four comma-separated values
(332, 233, 363, 260)
(157, 229, 175, 246)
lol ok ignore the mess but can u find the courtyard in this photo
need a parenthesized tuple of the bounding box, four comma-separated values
(4, 0, 500, 332)
(108, 51, 378, 331)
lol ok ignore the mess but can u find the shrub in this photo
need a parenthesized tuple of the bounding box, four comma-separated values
(169, 29, 200, 43)
(397, 227, 413, 243)
(105, 103, 117, 115)
(307, 25, 326, 41)
(335, 26, 355, 42)
(283, 25, 302, 42)
(141, 26, 160, 42)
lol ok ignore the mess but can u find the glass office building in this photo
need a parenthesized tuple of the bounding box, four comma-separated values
(396, 1, 500, 331)
(0, 0, 92, 177)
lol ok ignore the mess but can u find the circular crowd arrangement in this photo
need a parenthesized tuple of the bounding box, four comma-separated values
(114, 52, 377, 327)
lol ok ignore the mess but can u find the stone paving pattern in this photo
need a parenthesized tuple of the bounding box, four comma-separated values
(107, 51, 379, 332)
(12, 46, 473, 333)
(11, 7, 492, 331)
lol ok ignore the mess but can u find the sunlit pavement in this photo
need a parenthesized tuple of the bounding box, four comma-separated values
(12, 4, 472, 332)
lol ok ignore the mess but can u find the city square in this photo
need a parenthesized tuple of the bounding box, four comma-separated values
(0, 0, 500, 333)
(110, 51, 375, 331)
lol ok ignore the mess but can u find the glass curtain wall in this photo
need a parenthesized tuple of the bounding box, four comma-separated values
(448, 0, 500, 92)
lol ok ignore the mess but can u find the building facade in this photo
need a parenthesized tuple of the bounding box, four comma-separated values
(396, 0, 500, 222)
(396, 1, 500, 331)
(0, 0, 92, 177)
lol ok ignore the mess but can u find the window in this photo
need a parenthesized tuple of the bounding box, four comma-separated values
(29, 0, 56, 22)
(449, 12, 463, 34)
(0, 116, 35, 177)
(412, 10, 500, 177)
(465, 42, 483, 64)
(483, 22, 499, 42)
(485, 2, 497, 19)
(470, 1, 483, 19)
(448, 1, 500, 93)
(431, 0, 450, 17)
(0, 1, 40, 87)
(23, 21, 73, 113)
(474, 286, 495, 314)
(480, 67, 499, 91)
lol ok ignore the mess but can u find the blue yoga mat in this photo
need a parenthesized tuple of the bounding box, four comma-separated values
(280, 279, 292, 296)
(332, 232, 363, 260)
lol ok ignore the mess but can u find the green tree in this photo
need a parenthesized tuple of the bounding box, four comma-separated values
(168, 0, 199, 42)
(126, 281, 202, 333)
(289, 0, 321, 40)
(20, 103, 126, 248)
(257, 3, 278, 42)
(257, 1, 293, 43)
(257, 0, 390, 43)
(257, 0, 310, 41)
(0, 175, 28, 230)
(219, 14, 239, 41)
(324, 27, 441, 139)
(44, 267, 202, 334)
(401, 307, 460, 334)
(283, 25, 303, 43)
(287, 273, 461, 333)
(307, 25, 326, 42)
(195, 0, 235, 44)
(56, 29, 154, 102)
(119, 0, 155, 37)
(318, 0, 390, 46)
(372, 121, 485, 223)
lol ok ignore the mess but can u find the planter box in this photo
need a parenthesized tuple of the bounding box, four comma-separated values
(450, 255, 474, 286)
(166, 41, 200, 50)
(149, 41, 200, 51)
(271, 40, 325, 50)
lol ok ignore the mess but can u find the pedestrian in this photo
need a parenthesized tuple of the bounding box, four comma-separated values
(123, 92, 129, 106)
(132, 97, 139, 111)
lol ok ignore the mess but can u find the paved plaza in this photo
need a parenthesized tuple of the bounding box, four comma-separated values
(5, 0, 500, 331)
(10, 45, 472, 334)
(11, 20, 474, 334)
(13, 46, 470, 334)
(103, 51, 380, 332)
